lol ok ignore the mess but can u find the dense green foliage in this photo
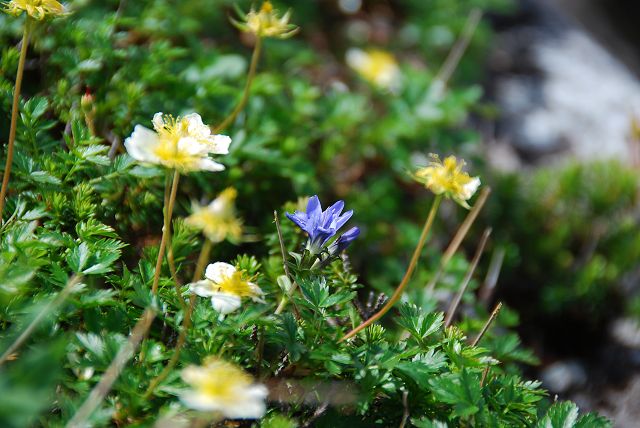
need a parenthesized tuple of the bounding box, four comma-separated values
(0, 0, 621, 427)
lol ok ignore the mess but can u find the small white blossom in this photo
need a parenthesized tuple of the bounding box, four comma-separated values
(190, 262, 263, 314)
(124, 112, 230, 172)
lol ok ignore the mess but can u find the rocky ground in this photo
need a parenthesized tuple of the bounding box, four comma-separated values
(484, 1, 640, 426)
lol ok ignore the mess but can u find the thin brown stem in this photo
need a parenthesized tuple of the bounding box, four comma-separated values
(151, 170, 180, 295)
(444, 228, 491, 327)
(428, 8, 483, 100)
(0, 18, 33, 220)
(340, 195, 442, 342)
(213, 37, 262, 133)
(0, 275, 82, 366)
(66, 308, 156, 428)
(471, 301, 503, 347)
(143, 238, 213, 398)
(426, 187, 491, 293)
(192, 238, 213, 283)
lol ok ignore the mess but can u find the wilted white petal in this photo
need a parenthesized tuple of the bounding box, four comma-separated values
(248, 282, 265, 303)
(205, 262, 237, 284)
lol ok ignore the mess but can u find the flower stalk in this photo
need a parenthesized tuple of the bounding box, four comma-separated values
(151, 169, 180, 295)
(339, 195, 442, 342)
(144, 238, 213, 398)
(0, 17, 33, 220)
(214, 37, 262, 133)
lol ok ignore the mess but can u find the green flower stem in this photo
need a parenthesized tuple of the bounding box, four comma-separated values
(0, 274, 82, 367)
(143, 238, 213, 398)
(339, 195, 443, 343)
(273, 210, 295, 315)
(213, 36, 262, 133)
(151, 169, 180, 295)
(0, 18, 34, 221)
(162, 174, 186, 311)
(426, 187, 490, 293)
(66, 308, 156, 428)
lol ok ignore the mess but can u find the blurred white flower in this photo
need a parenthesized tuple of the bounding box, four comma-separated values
(346, 48, 401, 91)
(180, 358, 268, 418)
(186, 187, 243, 243)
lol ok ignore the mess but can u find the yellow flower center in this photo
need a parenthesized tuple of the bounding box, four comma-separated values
(217, 271, 255, 297)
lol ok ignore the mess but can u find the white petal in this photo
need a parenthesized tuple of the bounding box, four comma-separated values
(176, 136, 208, 156)
(206, 134, 231, 154)
(196, 157, 226, 172)
(462, 177, 481, 199)
(189, 280, 216, 297)
(124, 125, 161, 163)
(184, 113, 210, 138)
(205, 262, 236, 284)
(152, 112, 165, 131)
(210, 292, 242, 314)
(346, 48, 367, 70)
(222, 396, 267, 419)
(180, 391, 221, 412)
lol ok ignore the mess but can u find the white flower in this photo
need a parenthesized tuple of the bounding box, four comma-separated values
(189, 262, 264, 314)
(185, 188, 243, 243)
(180, 358, 268, 419)
(346, 48, 401, 91)
(124, 112, 231, 172)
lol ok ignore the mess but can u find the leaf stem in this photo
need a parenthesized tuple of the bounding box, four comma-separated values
(339, 195, 442, 342)
(213, 37, 262, 133)
(0, 18, 33, 221)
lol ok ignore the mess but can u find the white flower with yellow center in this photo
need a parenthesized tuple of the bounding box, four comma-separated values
(124, 112, 231, 172)
(186, 188, 243, 243)
(190, 262, 264, 314)
(346, 48, 401, 91)
(180, 358, 268, 418)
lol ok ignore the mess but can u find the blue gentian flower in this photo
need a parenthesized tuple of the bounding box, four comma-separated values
(286, 195, 359, 255)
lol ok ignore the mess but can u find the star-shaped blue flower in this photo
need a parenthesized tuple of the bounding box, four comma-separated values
(286, 195, 360, 255)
